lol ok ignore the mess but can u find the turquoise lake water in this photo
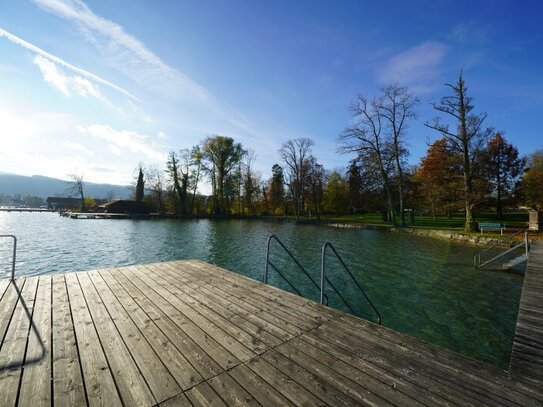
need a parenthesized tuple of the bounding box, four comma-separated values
(0, 212, 523, 368)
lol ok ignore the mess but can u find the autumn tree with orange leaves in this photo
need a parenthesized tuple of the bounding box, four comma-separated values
(414, 138, 462, 219)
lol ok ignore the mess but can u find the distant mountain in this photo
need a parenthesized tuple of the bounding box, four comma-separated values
(0, 172, 131, 199)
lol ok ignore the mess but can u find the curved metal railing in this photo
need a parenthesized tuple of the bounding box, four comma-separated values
(264, 234, 328, 305)
(321, 242, 381, 324)
(474, 231, 529, 269)
(0, 234, 17, 280)
(473, 230, 525, 268)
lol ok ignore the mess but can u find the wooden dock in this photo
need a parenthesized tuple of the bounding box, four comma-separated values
(62, 211, 155, 219)
(0, 254, 542, 406)
(510, 240, 543, 386)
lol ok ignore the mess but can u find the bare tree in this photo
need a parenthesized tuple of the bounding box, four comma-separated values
(305, 155, 325, 220)
(425, 71, 492, 231)
(279, 138, 314, 219)
(243, 149, 257, 215)
(377, 84, 419, 226)
(166, 150, 191, 216)
(146, 165, 165, 215)
(68, 173, 85, 211)
(338, 95, 396, 224)
(189, 145, 203, 215)
(166, 151, 182, 215)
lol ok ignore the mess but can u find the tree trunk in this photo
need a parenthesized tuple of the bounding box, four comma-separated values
(496, 172, 503, 220)
(190, 164, 200, 216)
(394, 152, 405, 227)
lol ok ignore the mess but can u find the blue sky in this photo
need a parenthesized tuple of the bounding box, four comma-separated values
(0, 0, 541, 187)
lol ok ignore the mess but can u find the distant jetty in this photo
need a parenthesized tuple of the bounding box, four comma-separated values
(0, 207, 53, 212)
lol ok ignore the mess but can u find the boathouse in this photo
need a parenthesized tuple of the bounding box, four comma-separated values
(99, 199, 150, 214)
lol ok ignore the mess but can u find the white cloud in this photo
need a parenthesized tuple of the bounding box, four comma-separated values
(33, 55, 109, 104)
(62, 140, 93, 155)
(78, 124, 166, 162)
(0, 26, 141, 102)
(157, 131, 168, 140)
(33, 0, 211, 103)
(31, 0, 257, 136)
(377, 41, 447, 93)
(33, 55, 70, 95)
(107, 144, 122, 156)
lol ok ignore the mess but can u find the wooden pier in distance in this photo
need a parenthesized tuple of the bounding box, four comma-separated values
(0, 249, 542, 406)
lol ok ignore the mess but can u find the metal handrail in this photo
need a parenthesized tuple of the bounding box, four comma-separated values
(321, 242, 381, 325)
(0, 235, 17, 280)
(474, 229, 526, 267)
(264, 234, 328, 305)
(476, 232, 529, 269)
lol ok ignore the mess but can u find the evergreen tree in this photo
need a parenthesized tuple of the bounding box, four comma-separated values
(135, 166, 145, 202)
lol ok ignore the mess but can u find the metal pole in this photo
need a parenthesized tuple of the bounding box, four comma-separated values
(264, 235, 273, 284)
(525, 232, 529, 257)
(320, 244, 326, 305)
(11, 236, 16, 281)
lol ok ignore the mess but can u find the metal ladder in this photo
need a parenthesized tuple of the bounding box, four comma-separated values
(474, 231, 529, 269)
(321, 242, 381, 324)
(264, 235, 329, 305)
(0, 235, 17, 280)
(264, 235, 381, 324)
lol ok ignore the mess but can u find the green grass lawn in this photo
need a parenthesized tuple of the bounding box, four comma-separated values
(276, 211, 530, 235)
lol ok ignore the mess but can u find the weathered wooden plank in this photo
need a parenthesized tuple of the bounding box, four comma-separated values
(283, 336, 425, 406)
(177, 261, 322, 331)
(316, 319, 530, 407)
(176, 270, 303, 337)
(510, 240, 543, 384)
(185, 259, 340, 321)
(275, 341, 399, 406)
(0, 278, 10, 301)
(0, 279, 26, 347)
(261, 349, 362, 406)
(86, 270, 181, 403)
(108, 267, 223, 379)
(0, 277, 38, 407)
(207, 372, 260, 406)
(65, 273, 122, 407)
(158, 392, 192, 407)
(4, 258, 543, 407)
(51, 274, 86, 407)
(186, 381, 228, 407)
(18, 276, 52, 407)
(127, 266, 254, 363)
(300, 331, 452, 406)
(332, 313, 541, 402)
(244, 357, 326, 406)
(118, 266, 239, 371)
(149, 263, 281, 351)
(98, 268, 203, 391)
(313, 323, 494, 406)
(76, 272, 156, 406)
(228, 364, 295, 407)
(158, 263, 294, 340)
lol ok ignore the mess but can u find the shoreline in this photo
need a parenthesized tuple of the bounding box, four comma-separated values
(12, 210, 537, 246)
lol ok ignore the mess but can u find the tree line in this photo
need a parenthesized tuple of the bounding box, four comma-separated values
(133, 71, 542, 231)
